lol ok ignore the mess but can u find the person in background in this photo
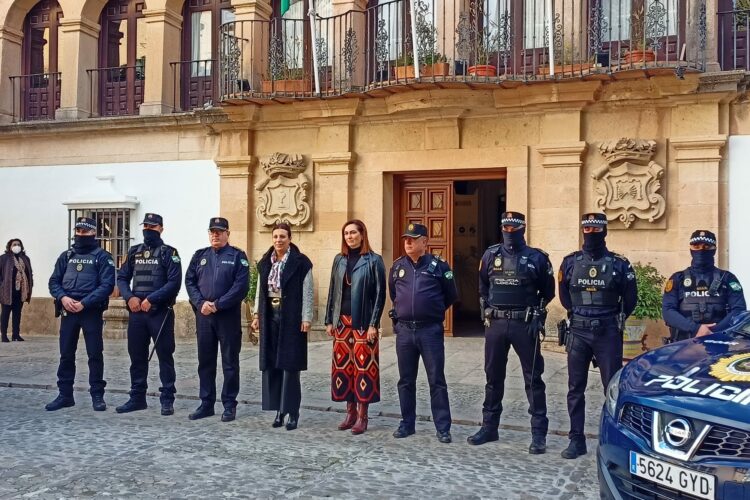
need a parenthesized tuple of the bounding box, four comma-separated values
(0, 238, 33, 342)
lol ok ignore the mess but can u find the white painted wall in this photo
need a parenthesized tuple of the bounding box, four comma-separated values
(0, 160, 220, 300)
(728, 136, 750, 291)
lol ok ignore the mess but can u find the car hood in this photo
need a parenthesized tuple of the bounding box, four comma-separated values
(621, 317, 750, 425)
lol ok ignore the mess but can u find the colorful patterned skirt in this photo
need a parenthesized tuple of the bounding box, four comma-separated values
(331, 314, 380, 403)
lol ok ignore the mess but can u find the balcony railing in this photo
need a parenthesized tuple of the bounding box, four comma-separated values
(87, 65, 145, 117)
(170, 59, 218, 111)
(219, 0, 707, 102)
(9, 72, 61, 122)
(718, 8, 750, 70)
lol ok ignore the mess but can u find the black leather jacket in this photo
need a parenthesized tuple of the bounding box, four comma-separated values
(325, 251, 386, 330)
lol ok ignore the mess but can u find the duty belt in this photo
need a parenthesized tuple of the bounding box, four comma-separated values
(488, 308, 528, 321)
(570, 315, 617, 329)
(398, 320, 441, 330)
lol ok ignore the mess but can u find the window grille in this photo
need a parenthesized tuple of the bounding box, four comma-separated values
(67, 207, 133, 270)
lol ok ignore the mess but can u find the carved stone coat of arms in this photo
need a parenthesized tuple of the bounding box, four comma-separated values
(592, 138, 666, 228)
(255, 153, 312, 228)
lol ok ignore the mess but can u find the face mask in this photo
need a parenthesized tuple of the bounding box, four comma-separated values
(690, 249, 716, 270)
(582, 230, 607, 255)
(143, 229, 162, 247)
(74, 235, 97, 249)
(502, 227, 526, 251)
(10, 245, 21, 255)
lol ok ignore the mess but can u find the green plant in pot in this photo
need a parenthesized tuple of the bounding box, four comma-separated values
(623, 262, 666, 359)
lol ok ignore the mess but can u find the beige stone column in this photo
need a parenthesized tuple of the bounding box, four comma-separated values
(0, 26, 23, 123)
(139, 7, 183, 115)
(311, 152, 354, 325)
(217, 156, 255, 254)
(671, 136, 726, 263)
(56, 18, 100, 119)
(231, 0, 272, 92)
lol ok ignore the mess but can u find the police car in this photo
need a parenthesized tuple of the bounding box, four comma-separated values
(599, 312, 750, 499)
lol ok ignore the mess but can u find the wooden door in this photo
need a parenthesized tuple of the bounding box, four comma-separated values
(396, 179, 454, 335)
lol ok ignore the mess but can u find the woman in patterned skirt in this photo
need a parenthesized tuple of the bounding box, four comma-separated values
(325, 220, 386, 434)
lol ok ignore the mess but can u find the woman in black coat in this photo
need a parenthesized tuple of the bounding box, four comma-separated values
(325, 220, 386, 434)
(0, 238, 33, 342)
(250, 223, 313, 430)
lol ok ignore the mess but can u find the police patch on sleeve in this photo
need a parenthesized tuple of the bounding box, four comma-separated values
(107, 259, 115, 267)
(240, 259, 249, 267)
(557, 270, 563, 283)
(444, 271, 454, 280)
(626, 272, 635, 280)
(172, 255, 181, 263)
(664, 279, 673, 293)
(730, 281, 743, 292)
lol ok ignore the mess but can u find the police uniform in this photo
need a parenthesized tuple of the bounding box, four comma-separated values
(389, 223, 458, 443)
(558, 212, 637, 458)
(468, 212, 555, 453)
(185, 217, 249, 422)
(116, 213, 182, 415)
(46, 217, 115, 411)
(663, 230, 746, 342)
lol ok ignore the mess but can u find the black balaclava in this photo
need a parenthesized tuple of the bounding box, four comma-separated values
(690, 248, 716, 272)
(502, 227, 527, 252)
(582, 228, 607, 258)
(143, 229, 163, 248)
(73, 235, 98, 252)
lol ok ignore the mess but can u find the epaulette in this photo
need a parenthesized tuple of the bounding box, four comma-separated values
(487, 243, 502, 252)
(563, 251, 578, 260)
(612, 252, 629, 262)
(531, 247, 549, 257)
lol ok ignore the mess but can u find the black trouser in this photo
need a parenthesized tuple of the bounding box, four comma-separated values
(57, 308, 106, 398)
(196, 307, 242, 409)
(261, 306, 301, 415)
(482, 317, 548, 435)
(566, 321, 622, 440)
(127, 307, 176, 403)
(395, 321, 452, 433)
(1, 289, 23, 337)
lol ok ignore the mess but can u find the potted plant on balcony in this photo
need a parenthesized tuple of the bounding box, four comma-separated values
(623, 4, 657, 64)
(537, 41, 595, 76)
(262, 35, 313, 93)
(393, 52, 415, 80)
(413, 1, 450, 78)
(468, 41, 497, 77)
(422, 52, 450, 77)
(623, 261, 666, 361)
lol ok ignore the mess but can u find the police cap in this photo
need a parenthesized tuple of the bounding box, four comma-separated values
(141, 212, 163, 226)
(580, 212, 608, 228)
(501, 211, 526, 228)
(690, 229, 717, 246)
(74, 217, 97, 231)
(402, 223, 428, 238)
(208, 217, 229, 231)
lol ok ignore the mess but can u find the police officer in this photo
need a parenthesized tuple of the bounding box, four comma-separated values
(389, 223, 458, 443)
(468, 211, 555, 454)
(663, 230, 746, 341)
(185, 217, 249, 422)
(558, 212, 637, 459)
(46, 217, 115, 411)
(115, 213, 182, 416)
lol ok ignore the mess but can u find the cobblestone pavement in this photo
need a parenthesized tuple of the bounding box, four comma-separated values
(0, 337, 605, 499)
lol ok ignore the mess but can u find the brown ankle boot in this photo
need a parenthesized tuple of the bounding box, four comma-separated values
(338, 401, 357, 430)
(351, 403, 369, 435)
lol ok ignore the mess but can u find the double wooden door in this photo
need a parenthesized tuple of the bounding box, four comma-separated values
(396, 179, 454, 335)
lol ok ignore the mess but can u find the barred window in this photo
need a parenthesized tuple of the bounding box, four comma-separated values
(67, 207, 133, 270)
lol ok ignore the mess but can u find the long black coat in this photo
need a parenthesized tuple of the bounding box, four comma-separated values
(0, 252, 33, 306)
(258, 243, 313, 372)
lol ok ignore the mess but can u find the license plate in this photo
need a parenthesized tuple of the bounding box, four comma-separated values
(630, 451, 715, 500)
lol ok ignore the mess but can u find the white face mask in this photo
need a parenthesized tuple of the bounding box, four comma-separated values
(10, 245, 21, 255)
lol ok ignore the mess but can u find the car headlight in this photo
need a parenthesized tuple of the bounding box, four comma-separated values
(605, 367, 623, 417)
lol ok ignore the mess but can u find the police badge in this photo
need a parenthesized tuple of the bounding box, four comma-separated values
(200, 258, 207, 266)
(144, 250, 151, 258)
(493, 257, 502, 269)
(589, 267, 598, 278)
(76, 264, 83, 272)
(398, 268, 405, 278)
(684, 277, 692, 287)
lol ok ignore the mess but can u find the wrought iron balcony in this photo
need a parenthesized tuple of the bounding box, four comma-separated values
(9, 72, 61, 122)
(87, 65, 145, 117)
(718, 8, 750, 70)
(219, 0, 707, 102)
(170, 59, 218, 111)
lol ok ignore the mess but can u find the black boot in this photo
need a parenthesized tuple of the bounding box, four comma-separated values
(1, 334, 9, 343)
(221, 407, 237, 422)
(467, 426, 499, 446)
(11, 335, 24, 341)
(188, 404, 215, 420)
(529, 434, 547, 454)
(45, 394, 75, 411)
(272, 411, 286, 428)
(286, 413, 299, 431)
(92, 395, 107, 411)
(561, 438, 587, 459)
(115, 398, 148, 414)
(161, 401, 174, 416)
